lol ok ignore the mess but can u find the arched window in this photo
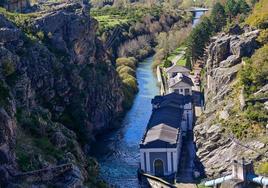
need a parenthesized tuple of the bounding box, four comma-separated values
(154, 159, 164, 176)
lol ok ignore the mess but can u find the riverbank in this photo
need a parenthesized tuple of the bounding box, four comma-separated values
(91, 56, 159, 187)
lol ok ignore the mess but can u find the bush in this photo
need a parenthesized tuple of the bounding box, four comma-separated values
(163, 59, 172, 68)
(246, 0, 268, 29)
(256, 162, 268, 176)
(36, 31, 44, 40)
(239, 45, 268, 96)
(116, 57, 136, 69)
(257, 29, 268, 45)
(117, 66, 135, 77)
(34, 137, 63, 160)
(16, 150, 34, 172)
(122, 76, 138, 92)
(244, 103, 268, 123)
(2, 59, 15, 76)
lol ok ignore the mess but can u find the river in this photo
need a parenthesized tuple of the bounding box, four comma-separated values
(92, 9, 206, 187)
(92, 56, 159, 187)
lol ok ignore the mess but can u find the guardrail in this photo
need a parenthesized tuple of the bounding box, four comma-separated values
(138, 169, 176, 188)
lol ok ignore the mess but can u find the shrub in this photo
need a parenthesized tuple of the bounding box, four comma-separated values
(163, 59, 172, 68)
(239, 45, 268, 96)
(16, 150, 34, 172)
(36, 31, 44, 40)
(116, 57, 136, 69)
(117, 66, 135, 77)
(256, 162, 268, 176)
(257, 29, 268, 45)
(122, 76, 138, 92)
(246, 0, 268, 29)
(244, 103, 268, 123)
(2, 59, 15, 76)
(119, 72, 134, 80)
(34, 137, 63, 160)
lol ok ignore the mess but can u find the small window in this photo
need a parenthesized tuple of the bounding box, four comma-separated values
(185, 88, 190, 95)
(174, 89, 180, 94)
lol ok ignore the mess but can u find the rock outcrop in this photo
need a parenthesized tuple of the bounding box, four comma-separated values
(0, 2, 123, 187)
(206, 30, 259, 109)
(195, 29, 268, 177)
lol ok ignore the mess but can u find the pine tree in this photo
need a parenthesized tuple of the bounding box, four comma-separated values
(186, 17, 213, 62)
(210, 2, 227, 32)
(225, 0, 239, 21)
(237, 0, 250, 14)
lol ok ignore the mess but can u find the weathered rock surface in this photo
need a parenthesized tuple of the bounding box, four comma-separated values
(0, 2, 124, 187)
(195, 29, 268, 177)
(205, 30, 259, 109)
(195, 119, 268, 177)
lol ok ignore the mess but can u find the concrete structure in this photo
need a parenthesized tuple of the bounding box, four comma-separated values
(166, 65, 190, 79)
(139, 93, 193, 177)
(204, 159, 268, 188)
(168, 73, 194, 95)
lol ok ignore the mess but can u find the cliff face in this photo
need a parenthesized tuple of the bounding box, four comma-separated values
(0, 2, 123, 187)
(194, 28, 268, 177)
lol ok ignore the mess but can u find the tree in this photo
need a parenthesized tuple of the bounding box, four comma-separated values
(237, 0, 250, 14)
(225, 0, 239, 21)
(210, 2, 227, 32)
(186, 17, 213, 63)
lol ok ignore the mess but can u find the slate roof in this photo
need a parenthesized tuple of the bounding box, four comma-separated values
(140, 93, 190, 148)
(152, 92, 192, 107)
(168, 73, 194, 88)
(143, 124, 179, 145)
(166, 64, 190, 74)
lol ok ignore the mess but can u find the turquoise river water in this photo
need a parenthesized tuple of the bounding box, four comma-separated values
(92, 56, 159, 187)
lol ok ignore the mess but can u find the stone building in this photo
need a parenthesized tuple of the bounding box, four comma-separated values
(166, 65, 190, 79)
(168, 73, 194, 95)
(139, 93, 193, 177)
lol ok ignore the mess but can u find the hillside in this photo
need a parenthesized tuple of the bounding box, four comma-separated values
(193, 0, 268, 178)
(0, 2, 124, 187)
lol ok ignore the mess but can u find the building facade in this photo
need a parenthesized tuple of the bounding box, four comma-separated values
(165, 65, 190, 79)
(168, 73, 194, 96)
(139, 93, 193, 177)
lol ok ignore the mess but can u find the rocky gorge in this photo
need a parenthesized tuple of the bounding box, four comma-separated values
(194, 27, 268, 177)
(0, 2, 125, 187)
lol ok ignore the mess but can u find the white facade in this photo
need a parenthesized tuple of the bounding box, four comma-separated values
(168, 81, 193, 96)
(166, 65, 190, 79)
(140, 148, 178, 176)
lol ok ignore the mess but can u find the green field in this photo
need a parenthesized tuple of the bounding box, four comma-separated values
(166, 47, 187, 67)
(91, 6, 162, 32)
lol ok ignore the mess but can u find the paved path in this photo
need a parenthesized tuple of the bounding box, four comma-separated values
(171, 51, 185, 65)
(189, 68, 203, 117)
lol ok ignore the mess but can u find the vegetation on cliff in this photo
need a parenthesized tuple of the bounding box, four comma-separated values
(116, 57, 139, 109)
(0, 3, 124, 187)
(185, 0, 253, 63)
